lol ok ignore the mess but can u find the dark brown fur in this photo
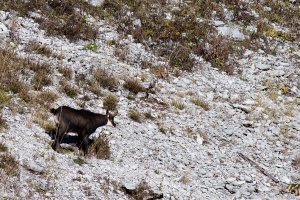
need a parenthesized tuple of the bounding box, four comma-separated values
(50, 106, 116, 155)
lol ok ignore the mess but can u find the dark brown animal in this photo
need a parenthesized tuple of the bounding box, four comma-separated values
(50, 106, 116, 155)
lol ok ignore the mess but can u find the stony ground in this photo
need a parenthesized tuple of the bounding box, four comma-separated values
(0, 1, 300, 200)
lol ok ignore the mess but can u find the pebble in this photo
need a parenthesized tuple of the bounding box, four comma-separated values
(292, 122, 300, 131)
(25, 160, 45, 174)
(243, 175, 253, 183)
(231, 180, 244, 186)
(269, 70, 285, 77)
(232, 104, 251, 113)
(256, 63, 271, 70)
(226, 177, 236, 183)
(281, 176, 291, 184)
(269, 126, 280, 136)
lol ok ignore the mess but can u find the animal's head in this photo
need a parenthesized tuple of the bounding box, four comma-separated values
(106, 110, 117, 127)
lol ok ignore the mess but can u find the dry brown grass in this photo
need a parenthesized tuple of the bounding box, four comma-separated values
(0, 114, 8, 130)
(171, 98, 185, 110)
(292, 154, 300, 171)
(101, 0, 300, 75)
(190, 97, 210, 111)
(0, 142, 8, 152)
(0, 153, 19, 177)
(32, 69, 52, 91)
(128, 109, 142, 123)
(123, 78, 146, 94)
(103, 94, 118, 111)
(87, 82, 102, 96)
(0, 0, 99, 41)
(141, 61, 170, 79)
(169, 46, 195, 72)
(26, 40, 52, 57)
(121, 180, 161, 200)
(89, 137, 111, 159)
(179, 172, 190, 184)
(58, 66, 73, 80)
(60, 80, 79, 98)
(93, 68, 119, 90)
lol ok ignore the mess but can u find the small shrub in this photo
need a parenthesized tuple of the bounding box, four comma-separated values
(179, 172, 190, 184)
(0, 114, 8, 130)
(103, 94, 118, 111)
(32, 107, 53, 130)
(123, 78, 146, 94)
(128, 109, 142, 123)
(157, 123, 166, 134)
(32, 69, 52, 90)
(0, 142, 8, 152)
(7, 79, 27, 94)
(85, 43, 99, 52)
(141, 61, 170, 79)
(58, 66, 73, 80)
(73, 157, 86, 166)
(26, 40, 52, 57)
(171, 99, 185, 110)
(114, 44, 129, 61)
(94, 68, 119, 90)
(292, 154, 300, 171)
(266, 29, 293, 41)
(288, 183, 300, 196)
(38, 90, 58, 107)
(76, 101, 86, 108)
(60, 80, 78, 98)
(190, 97, 210, 111)
(89, 137, 111, 159)
(169, 46, 194, 71)
(87, 82, 102, 96)
(0, 91, 11, 105)
(280, 84, 289, 95)
(43, 122, 55, 132)
(75, 73, 87, 86)
(0, 153, 19, 176)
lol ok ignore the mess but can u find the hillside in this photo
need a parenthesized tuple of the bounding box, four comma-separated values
(0, 0, 300, 199)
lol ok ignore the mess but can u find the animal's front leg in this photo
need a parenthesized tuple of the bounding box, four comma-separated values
(82, 136, 89, 156)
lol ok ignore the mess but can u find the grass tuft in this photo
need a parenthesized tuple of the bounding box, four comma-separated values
(89, 137, 111, 159)
(94, 68, 119, 90)
(26, 40, 52, 57)
(60, 80, 79, 98)
(128, 109, 142, 123)
(0, 142, 8, 152)
(58, 66, 73, 80)
(103, 94, 118, 111)
(0, 153, 19, 176)
(171, 99, 185, 110)
(190, 97, 210, 111)
(0, 114, 8, 130)
(123, 78, 146, 94)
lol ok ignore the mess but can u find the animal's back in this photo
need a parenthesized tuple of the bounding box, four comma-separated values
(51, 106, 96, 128)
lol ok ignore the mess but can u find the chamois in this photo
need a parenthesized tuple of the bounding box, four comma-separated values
(50, 106, 116, 155)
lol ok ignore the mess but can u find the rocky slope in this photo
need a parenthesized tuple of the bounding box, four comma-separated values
(0, 1, 300, 199)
